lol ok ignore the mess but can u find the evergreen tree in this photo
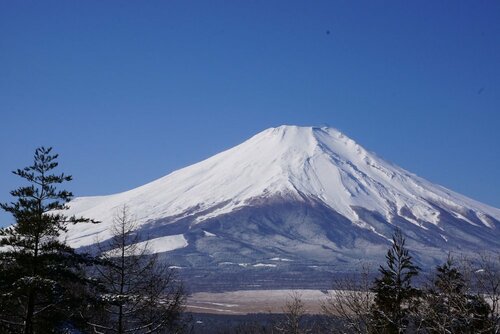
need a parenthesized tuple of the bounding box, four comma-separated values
(0, 147, 96, 333)
(421, 257, 493, 334)
(370, 229, 420, 334)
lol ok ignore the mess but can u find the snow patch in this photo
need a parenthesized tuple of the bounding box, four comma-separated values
(253, 263, 277, 268)
(105, 234, 187, 257)
(144, 234, 188, 253)
(203, 302, 238, 308)
(203, 230, 216, 237)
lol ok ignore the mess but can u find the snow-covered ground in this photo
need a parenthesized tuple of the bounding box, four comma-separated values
(138, 234, 188, 253)
(104, 234, 188, 257)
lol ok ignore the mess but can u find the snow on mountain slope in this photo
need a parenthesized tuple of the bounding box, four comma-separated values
(63, 125, 500, 250)
(104, 234, 188, 257)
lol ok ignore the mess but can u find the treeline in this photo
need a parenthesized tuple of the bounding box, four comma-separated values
(0, 147, 187, 333)
(320, 230, 500, 334)
(216, 231, 499, 334)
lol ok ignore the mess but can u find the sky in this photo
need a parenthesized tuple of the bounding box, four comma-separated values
(1, 1, 499, 226)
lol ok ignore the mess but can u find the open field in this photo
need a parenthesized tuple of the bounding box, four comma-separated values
(186, 289, 331, 315)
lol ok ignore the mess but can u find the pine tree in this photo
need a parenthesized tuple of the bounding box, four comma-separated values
(421, 257, 493, 334)
(0, 147, 96, 333)
(370, 229, 420, 334)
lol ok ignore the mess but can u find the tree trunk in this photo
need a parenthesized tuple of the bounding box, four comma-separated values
(118, 304, 123, 334)
(23, 290, 35, 334)
(24, 233, 40, 334)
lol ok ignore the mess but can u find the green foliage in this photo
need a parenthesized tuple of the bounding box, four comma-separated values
(370, 229, 420, 334)
(0, 147, 96, 333)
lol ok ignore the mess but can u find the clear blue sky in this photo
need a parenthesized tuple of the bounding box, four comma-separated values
(1, 1, 499, 225)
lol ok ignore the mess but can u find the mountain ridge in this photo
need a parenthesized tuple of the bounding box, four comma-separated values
(63, 125, 500, 286)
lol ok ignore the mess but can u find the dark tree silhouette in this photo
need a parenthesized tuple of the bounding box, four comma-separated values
(0, 147, 96, 333)
(420, 256, 493, 334)
(370, 229, 420, 334)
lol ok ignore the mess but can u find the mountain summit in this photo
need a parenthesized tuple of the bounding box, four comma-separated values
(64, 126, 500, 289)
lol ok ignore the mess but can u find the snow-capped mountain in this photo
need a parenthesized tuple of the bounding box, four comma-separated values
(63, 126, 500, 288)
